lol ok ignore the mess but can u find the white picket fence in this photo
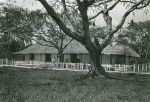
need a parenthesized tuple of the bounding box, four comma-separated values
(0, 59, 14, 67)
(0, 59, 92, 71)
(103, 64, 150, 73)
(0, 59, 150, 73)
(13, 61, 92, 71)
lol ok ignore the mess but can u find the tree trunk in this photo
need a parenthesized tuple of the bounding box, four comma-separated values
(145, 49, 148, 60)
(58, 50, 64, 62)
(89, 51, 106, 76)
(84, 41, 106, 76)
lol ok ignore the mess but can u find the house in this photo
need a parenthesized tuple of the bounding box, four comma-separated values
(14, 40, 140, 65)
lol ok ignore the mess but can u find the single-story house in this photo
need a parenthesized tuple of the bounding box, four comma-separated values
(14, 40, 140, 65)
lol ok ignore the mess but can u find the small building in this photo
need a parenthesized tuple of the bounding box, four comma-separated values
(14, 40, 140, 65)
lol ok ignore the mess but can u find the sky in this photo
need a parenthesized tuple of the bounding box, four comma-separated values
(0, 0, 150, 27)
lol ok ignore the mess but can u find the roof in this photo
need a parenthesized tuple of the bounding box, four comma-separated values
(14, 43, 58, 54)
(14, 40, 140, 57)
(102, 45, 140, 57)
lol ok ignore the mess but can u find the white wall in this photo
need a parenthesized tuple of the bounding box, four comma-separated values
(25, 54, 30, 61)
(64, 54, 71, 62)
(24, 53, 137, 65)
(34, 54, 45, 62)
(81, 54, 91, 64)
(25, 54, 45, 62)
(101, 55, 111, 64)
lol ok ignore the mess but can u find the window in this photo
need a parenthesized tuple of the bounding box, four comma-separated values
(30, 54, 34, 60)
(115, 55, 126, 64)
(15, 55, 25, 61)
(110, 55, 112, 64)
(70, 54, 80, 63)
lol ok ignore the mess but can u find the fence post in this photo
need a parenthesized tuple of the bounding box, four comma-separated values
(124, 64, 126, 72)
(142, 64, 144, 72)
(146, 64, 148, 72)
(124, 64, 125, 72)
(6, 58, 8, 66)
(81, 63, 83, 71)
(149, 63, 150, 72)
(148, 63, 150, 72)
(62, 63, 64, 69)
(0, 59, 2, 65)
(138, 64, 140, 72)
(133, 64, 136, 72)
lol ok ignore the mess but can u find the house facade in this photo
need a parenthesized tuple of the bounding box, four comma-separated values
(14, 40, 140, 65)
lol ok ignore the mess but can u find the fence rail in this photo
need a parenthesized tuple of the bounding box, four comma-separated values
(0, 59, 150, 73)
(102, 64, 150, 73)
(0, 60, 92, 71)
(14, 61, 92, 71)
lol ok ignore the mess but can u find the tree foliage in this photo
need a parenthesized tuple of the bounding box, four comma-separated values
(0, 5, 45, 59)
(116, 20, 150, 60)
(33, 15, 73, 62)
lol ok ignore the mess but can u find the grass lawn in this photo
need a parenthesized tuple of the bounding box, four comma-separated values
(0, 67, 150, 102)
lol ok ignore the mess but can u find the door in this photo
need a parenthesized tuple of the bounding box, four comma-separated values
(115, 55, 126, 64)
(45, 54, 51, 62)
(70, 54, 80, 63)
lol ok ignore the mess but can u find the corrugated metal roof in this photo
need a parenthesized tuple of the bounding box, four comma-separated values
(14, 40, 140, 57)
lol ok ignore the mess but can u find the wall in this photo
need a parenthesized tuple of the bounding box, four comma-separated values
(80, 54, 91, 64)
(126, 56, 130, 64)
(111, 55, 116, 64)
(25, 54, 30, 61)
(23, 53, 137, 65)
(63, 54, 91, 63)
(64, 54, 71, 62)
(34, 54, 45, 62)
(25, 54, 45, 62)
(101, 55, 111, 64)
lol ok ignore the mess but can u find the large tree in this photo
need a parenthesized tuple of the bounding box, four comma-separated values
(36, 0, 150, 76)
(0, 33, 23, 59)
(0, 5, 44, 59)
(0, 5, 44, 46)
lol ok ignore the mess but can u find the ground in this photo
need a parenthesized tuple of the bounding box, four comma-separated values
(0, 67, 150, 102)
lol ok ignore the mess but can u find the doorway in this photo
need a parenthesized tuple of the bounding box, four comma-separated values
(45, 54, 51, 62)
(70, 54, 80, 63)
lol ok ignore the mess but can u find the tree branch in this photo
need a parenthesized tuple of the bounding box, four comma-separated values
(136, 1, 150, 9)
(76, 0, 81, 6)
(87, 0, 96, 6)
(89, 0, 120, 20)
(36, 40, 55, 48)
(61, 0, 67, 11)
(102, 0, 148, 49)
(60, 0, 80, 33)
(89, 10, 103, 20)
(37, 0, 83, 43)
(120, 0, 136, 4)
(33, 34, 59, 49)
(62, 38, 74, 50)
(107, 0, 120, 11)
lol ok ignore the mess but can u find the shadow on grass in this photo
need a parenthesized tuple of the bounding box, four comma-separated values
(74, 72, 150, 84)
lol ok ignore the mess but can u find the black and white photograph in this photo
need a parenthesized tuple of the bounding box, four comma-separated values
(0, 0, 150, 102)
